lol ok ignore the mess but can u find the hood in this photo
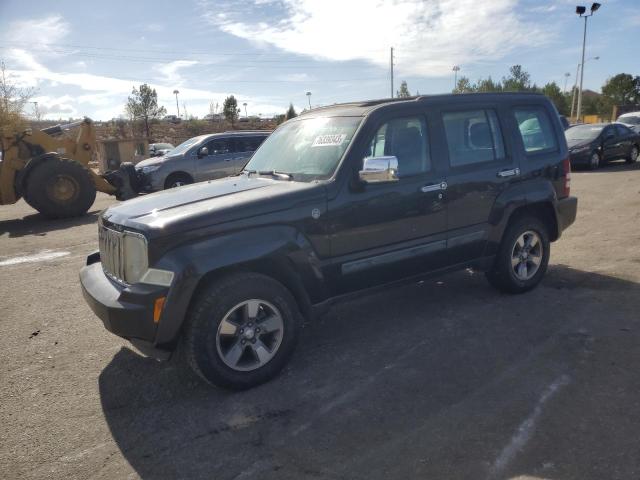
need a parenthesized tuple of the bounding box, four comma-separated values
(101, 174, 319, 236)
(136, 154, 179, 168)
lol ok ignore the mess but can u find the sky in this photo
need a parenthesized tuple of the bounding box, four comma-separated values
(0, 0, 638, 121)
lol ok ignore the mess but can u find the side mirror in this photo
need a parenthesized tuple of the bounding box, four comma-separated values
(359, 156, 399, 184)
(198, 146, 209, 157)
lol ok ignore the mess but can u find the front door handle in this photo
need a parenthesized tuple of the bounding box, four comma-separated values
(497, 168, 520, 178)
(421, 181, 447, 193)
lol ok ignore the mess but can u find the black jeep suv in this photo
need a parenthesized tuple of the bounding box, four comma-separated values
(80, 93, 577, 389)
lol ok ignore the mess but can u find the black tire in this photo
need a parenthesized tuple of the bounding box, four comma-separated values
(587, 151, 601, 170)
(183, 272, 301, 390)
(164, 172, 193, 189)
(485, 215, 550, 294)
(25, 158, 96, 219)
(626, 145, 639, 164)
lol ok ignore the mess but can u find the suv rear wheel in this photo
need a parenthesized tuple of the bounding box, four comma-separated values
(485, 215, 550, 294)
(183, 273, 301, 389)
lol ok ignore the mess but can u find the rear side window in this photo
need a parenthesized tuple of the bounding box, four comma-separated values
(442, 109, 505, 167)
(366, 116, 430, 177)
(514, 107, 558, 153)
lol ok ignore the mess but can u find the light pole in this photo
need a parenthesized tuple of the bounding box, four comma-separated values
(563, 72, 571, 94)
(570, 56, 599, 121)
(306, 91, 312, 109)
(173, 89, 180, 117)
(452, 65, 461, 90)
(243, 102, 248, 118)
(575, 3, 601, 123)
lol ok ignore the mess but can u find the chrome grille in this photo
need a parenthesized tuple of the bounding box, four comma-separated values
(98, 223, 125, 282)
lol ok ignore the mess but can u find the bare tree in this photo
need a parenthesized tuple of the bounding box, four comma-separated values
(0, 61, 35, 132)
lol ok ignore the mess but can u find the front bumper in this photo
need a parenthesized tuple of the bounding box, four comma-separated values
(556, 196, 578, 234)
(80, 259, 170, 357)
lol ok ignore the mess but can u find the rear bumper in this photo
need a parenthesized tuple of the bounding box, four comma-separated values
(80, 259, 171, 359)
(556, 196, 578, 236)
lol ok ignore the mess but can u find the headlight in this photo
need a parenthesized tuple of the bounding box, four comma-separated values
(123, 232, 148, 284)
(141, 165, 162, 174)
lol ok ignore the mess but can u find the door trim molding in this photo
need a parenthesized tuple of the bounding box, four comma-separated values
(341, 240, 446, 275)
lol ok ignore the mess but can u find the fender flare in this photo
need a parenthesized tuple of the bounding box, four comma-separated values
(485, 179, 560, 256)
(153, 225, 326, 346)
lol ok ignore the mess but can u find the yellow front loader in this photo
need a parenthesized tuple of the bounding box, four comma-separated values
(0, 118, 138, 218)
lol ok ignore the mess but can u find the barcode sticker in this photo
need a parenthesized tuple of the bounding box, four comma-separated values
(312, 134, 346, 147)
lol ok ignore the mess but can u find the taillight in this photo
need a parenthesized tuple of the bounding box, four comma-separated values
(562, 157, 571, 198)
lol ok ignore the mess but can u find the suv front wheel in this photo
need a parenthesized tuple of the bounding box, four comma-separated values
(485, 216, 550, 294)
(183, 273, 301, 389)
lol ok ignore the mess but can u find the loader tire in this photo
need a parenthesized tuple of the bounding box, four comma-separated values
(26, 158, 97, 218)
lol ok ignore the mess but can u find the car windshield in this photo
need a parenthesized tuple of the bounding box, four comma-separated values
(168, 136, 203, 155)
(565, 125, 603, 141)
(618, 116, 640, 125)
(243, 116, 362, 181)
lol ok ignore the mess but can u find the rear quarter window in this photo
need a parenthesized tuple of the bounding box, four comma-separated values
(514, 107, 558, 154)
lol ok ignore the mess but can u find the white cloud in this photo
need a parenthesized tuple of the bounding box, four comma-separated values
(5, 15, 70, 48)
(153, 60, 199, 86)
(208, 0, 549, 77)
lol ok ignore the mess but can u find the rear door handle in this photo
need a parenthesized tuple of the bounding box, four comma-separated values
(497, 168, 520, 178)
(421, 181, 447, 193)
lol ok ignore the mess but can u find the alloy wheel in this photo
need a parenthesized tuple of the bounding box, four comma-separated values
(590, 152, 600, 169)
(215, 299, 284, 372)
(511, 230, 544, 281)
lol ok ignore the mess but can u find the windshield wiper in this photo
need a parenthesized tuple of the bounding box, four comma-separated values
(244, 169, 293, 180)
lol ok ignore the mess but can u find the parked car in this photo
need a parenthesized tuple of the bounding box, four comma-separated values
(163, 115, 181, 124)
(135, 131, 269, 191)
(80, 93, 577, 389)
(566, 123, 640, 169)
(148, 143, 174, 158)
(616, 112, 640, 133)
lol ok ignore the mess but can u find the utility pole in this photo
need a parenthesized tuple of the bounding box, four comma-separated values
(570, 63, 580, 120)
(390, 47, 394, 99)
(575, 3, 601, 123)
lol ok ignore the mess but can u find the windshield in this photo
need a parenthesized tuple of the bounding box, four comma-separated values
(243, 116, 362, 181)
(565, 125, 603, 141)
(618, 116, 640, 126)
(169, 136, 203, 155)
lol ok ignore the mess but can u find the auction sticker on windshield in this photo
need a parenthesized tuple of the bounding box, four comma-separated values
(312, 134, 346, 147)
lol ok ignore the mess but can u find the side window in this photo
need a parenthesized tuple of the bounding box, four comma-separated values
(206, 139, 230, 155)
(514, 107, 558, 154)
(615, 125, 629, 136)
(365, 116, 430, 178)
(442, 109, 505, 167)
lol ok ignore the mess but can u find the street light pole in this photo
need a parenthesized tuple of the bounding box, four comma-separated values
(575, 3, 601, 123)
(563, 72, 571, 94)
(452, 65, 461, 90)
(306, 91, 312, 109)
(243, 102, 248, 118)
(173, 89, 180, 117)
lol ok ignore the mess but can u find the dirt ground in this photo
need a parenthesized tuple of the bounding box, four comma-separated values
(1, 161, 640, 480)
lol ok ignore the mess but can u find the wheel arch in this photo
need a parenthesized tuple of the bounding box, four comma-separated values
(15, 152, 62, 197)
(153, 225, 324, 347)
(163, 171, 194, 189)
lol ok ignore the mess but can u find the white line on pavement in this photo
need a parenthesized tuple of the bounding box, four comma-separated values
(0, 249, 71, 266)
(491, 374, 571, 477)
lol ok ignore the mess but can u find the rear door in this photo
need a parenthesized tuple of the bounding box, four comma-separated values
(195, 137, 234, 181)
(615, 124, 634, 158)
(434, 104, 519, 264)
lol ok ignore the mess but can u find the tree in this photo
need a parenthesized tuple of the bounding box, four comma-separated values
(126, 84, 166, 138)
(601, 73, 640, 106)
(285, 103, 297, 120)
(223, 95, 240, 126)
(453, 76, 474, 94)
(502, 65, 532, 92)
(475, 77, 502, 93)
(0, 61, 35, 133)
(542, 82, 569, 115)
(397, 80, 411, 98)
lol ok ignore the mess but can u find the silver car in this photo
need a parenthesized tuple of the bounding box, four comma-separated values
(136, 131, 269, 191)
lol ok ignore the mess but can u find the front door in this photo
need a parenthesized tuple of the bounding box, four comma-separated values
(436, 106, 520, 264)
(195, 137, 234, 181)
(327, 114, 448, 294)
(231, 136, 266, 174)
